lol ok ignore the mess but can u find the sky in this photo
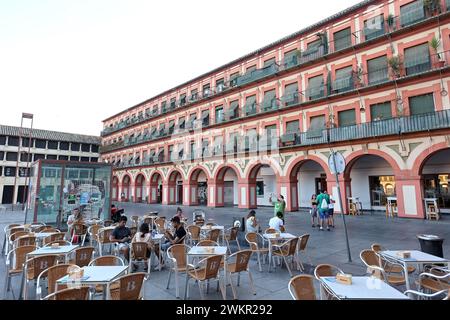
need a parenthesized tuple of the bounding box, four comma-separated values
(0, 0, 363, 136)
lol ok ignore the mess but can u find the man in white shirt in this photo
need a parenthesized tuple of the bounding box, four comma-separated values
(269, 211, 285, 232)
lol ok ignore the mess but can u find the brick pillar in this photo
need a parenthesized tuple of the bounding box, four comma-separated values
(183, 182, 198, 206)
(214, 181, 225, 207)
(162, 182, 169, 205)
(207, 180, 217, 208)
(395, 172, 424, 219)
(149, 182, 159, 204)
(277, 177, 299, 212)
(238, 181, 257, 209)
(167, 182, 177, 205)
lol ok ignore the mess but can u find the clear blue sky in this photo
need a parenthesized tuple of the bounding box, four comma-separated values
(0, 0, 363, 136)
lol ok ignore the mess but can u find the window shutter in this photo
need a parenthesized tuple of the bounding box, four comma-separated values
(367, 56, 388, 84)
(409, 93, 435, 115)
(333, 27, 352, 51)
(338, 109, 356, 127)
(370, 102, 392, 120)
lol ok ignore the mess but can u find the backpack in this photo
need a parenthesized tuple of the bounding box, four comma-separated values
(321, 198, 328, 210)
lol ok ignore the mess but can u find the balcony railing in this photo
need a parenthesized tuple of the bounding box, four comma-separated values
(102, 8, 448, 137)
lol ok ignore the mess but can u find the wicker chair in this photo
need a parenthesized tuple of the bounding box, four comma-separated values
(40, 226, 60, 233)
(204, 229, 221, 243)
(360, 249, 406, 287)
(225, 250, 255, 300)
(297, 234, 312, 271)
(416, 269, 450, 293)
(129, 242, 150, 274)
(196, 240, 219, 246)
(2, 224, 22, 255)
(185, 255, 226, 300)
(36, 264, 80, 299)
(8, 231, 31, 252)
(271, 237, 300, 276)
(288, 274, 317, 300)
(69, 246, 95, 267)
(43, 287, 90, 300)
(43, 232, 66, 245)
(103, 220, 114, 227)
(70, 223, 88, 246)
(13, 235, 36, 249)
(154, 217, 166, 233)
(404, 289, 449, 300)
(314, 264, 344, 300)
(225, 227, 240, 254)
(187, 225, 201, 246)
(44, 240, 72, 247)
(371, 243, 416, 274)
(109, 272, 147, 300)
(22, 254, 58, 299)
(87, 224, 102, 253)
(89, 255, 125, 266)
(166, 244, 192, 298)
(245, 232, 269, 272)
(97, 227, 115, 255)
(4, 245, 38, 299)
(130, 216, 140, 227)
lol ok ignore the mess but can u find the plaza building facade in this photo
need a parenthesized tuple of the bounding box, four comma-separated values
(0, 125, 101, 204)
(100, 0, 450, 219)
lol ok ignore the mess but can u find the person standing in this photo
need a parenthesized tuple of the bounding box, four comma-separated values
(310, 194, 318, 228)
(316, 190, 330, 231)
(269, 193, 286, 222)
(328, 195, 336, 228)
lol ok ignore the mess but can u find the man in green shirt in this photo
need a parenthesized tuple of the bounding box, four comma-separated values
(269, 193, 286, 221)
(316, 190, 330, 231)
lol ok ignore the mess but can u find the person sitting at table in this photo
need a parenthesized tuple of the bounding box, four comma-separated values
(131, 222, 153, 271)
(246, 210, 259, 233)
(67, 207, 83, 242)
(110, 215, 132, 262)
(268, 211, 285, 232)
(153, 216, 186, 268)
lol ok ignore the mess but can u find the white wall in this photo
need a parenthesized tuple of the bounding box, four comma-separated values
(256, 167, 276, 206)
(296, 161, 325, 208)
(350, 156, 393, 210)
(223, 170, 238, 205)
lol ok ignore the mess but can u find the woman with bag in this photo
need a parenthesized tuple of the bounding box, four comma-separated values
(316, 190, 330, 231)
(310, 194, 318, 228)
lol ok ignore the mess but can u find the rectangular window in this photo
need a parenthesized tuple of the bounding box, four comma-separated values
(70, 156, 80, 162)
(227, 133, 238, 153)
(334, 66, 353, 93)
(0, 151, 3, 160)
(59, 155, 69, 161)
(22, 137, 33, 147)
(409, 93, 435, 115)
(169, 98, 176, 110)
(286, 120, 300, 133)
(263, 58, 276, 68)
(215, 106, 224, 123)
(8, 136, 19, 146)
(307, 75, 324, 100)
(46, 154, 57, 160)
(338, 109, 356, 127)
(81, 143, 90, 152)
(370, 102, 392, 120)
(203, 84, 211, 97)
(188, 113, 197, 129)
(178, 117, 185, 130)
(81, 157, 90, 162)
(168, 145, 174, 161)
(168, 120, 175, 134)
(152, 105, 159, 115)
(202, 110, 210, 126)
(159, 124, 166, 136)
(404, 43, 431, 75)
(367, 55, 388, 85)
(283, 49, 298, 69)
(5, 167, 16, 177)
(245, 129, 258, 151)
(0, 135, 6, 145)
(283, 82, 299, 106)
(264, 124, 277, 148)
(229, 72, 239, 86)
(245, 95, 257, 116)
(202, 139, 210, 157)
(364, 15, 385, 40)
(246, 65, 256, 74)
(47, 141, 58, 150)
(34, 154, 45, 161)
(216, 78, 225, 93)
(161, 101, 167, 113)
(229, 100, 239, 119)
(400, 0, 425, 27)
(333, 27, 352, 51)
(71, 143, 80, 152)
(6, 152, 18, 161)
(90, 157, 98, 162)
(180, 94, 187, 106)
(91, 145, 99, 153)
(190, 142, 196, 160)
(262, 89, 277, 111)
(309, 115, 326, 130)
(60, 141, 69, 150)
(213, 136, 223, 155)
(190, 89, 198, 102)
(34, 139, 46, 149)
(20, 152, 31, 162)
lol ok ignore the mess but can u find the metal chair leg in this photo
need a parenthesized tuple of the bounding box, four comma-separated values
(247, 270, 256, 295)
(166, 269, 172, 289)
(229, 272, 237, 300)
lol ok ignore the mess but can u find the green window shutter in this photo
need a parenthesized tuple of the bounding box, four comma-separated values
(308, 75, 324, 99)
(263, 58, 276, 68)
(334, 66, 353, 91)
(285, 83, 298, 94)
(364, 15, 385, 40)
(263, 89, 277, 110)
(338, 109, 356, 127)
(367, 55, 388, 84)
(310, 115, 326, 129)
(307, 39, 322, 50)
(404, 43, 430, 75)
(245, 95, 257, 115)
(284, 50, 298, 67)
(370, 102, 392, 120)
(334, 27, 352, 51)
(409, 93, 435, 115)
(229, 100, 239, 119)
(286, 120, 300, 133)
(215, 106, 224, 123)
(400, 0, 425, 27)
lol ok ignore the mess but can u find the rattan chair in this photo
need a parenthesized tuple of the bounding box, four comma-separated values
(184, 255, 226, 300)
(360, 249, 406, 286)
(103, 220, 114, 227)
(271, 237, 300, 276)
(44, 240, 72, 247)
(196, 240, 219, 246)
(416, 270, 450, 293)
(40, 226, 60, 233)
(314, 264, 344, 300)
(97, 227, 115, 255)
(129, 242, 150, 274)
(204, 229, 221, 243)
(69, 246, 95, 267)
(22, 254, 58, 299)
(88, 255, 125, 266)
(371, 243, 416, 274)
(2, 224, 22, 255)
(4, 245, 38, 299)
(297, 234, 312, 271)
(13, 235, 36, 249)
(245, 232, 269, 272)
(225, 227, 241, 253)
(288, 274, 317, 300)
(166, 244, 192, 298)
(404, 289, 449, 300)
(70, 223, 88, 246)
(8, 231, 31, 252)
(109, 272, 147, 300)
(42, 232, 66, 245)
(130, 216, 140, 227)
(154, 217, 166, 233)
(187, 225, 201, 246)
(36, 264, 80, 299)
(88, 224, 102, 253)
(43, 287, 90, 300)
(264, 228, 276, 234)
(225, 250, 256, 300)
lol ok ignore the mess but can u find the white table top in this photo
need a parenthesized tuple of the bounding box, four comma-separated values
(263, 232, 296, 240)
(201, 225, 224, 231)
(188, 246, 227, 256)
(57, 266, 128, 284)
(29, 245, 78, 256)
(34, 232, 58, 238)
(152, 234, 165, 241)
(381, 250, 449, 263)
(321, 276, 409, 300)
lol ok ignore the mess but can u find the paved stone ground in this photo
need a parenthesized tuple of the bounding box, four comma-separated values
(1, 203, 449, 300)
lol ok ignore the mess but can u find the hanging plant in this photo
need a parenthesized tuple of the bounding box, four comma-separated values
(388, 55, 403, 78)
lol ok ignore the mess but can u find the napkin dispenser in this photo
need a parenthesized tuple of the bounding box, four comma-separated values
(51, 243, 60, 249)
(336, 273, 352, 285)
(397, 251, 411, 258)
